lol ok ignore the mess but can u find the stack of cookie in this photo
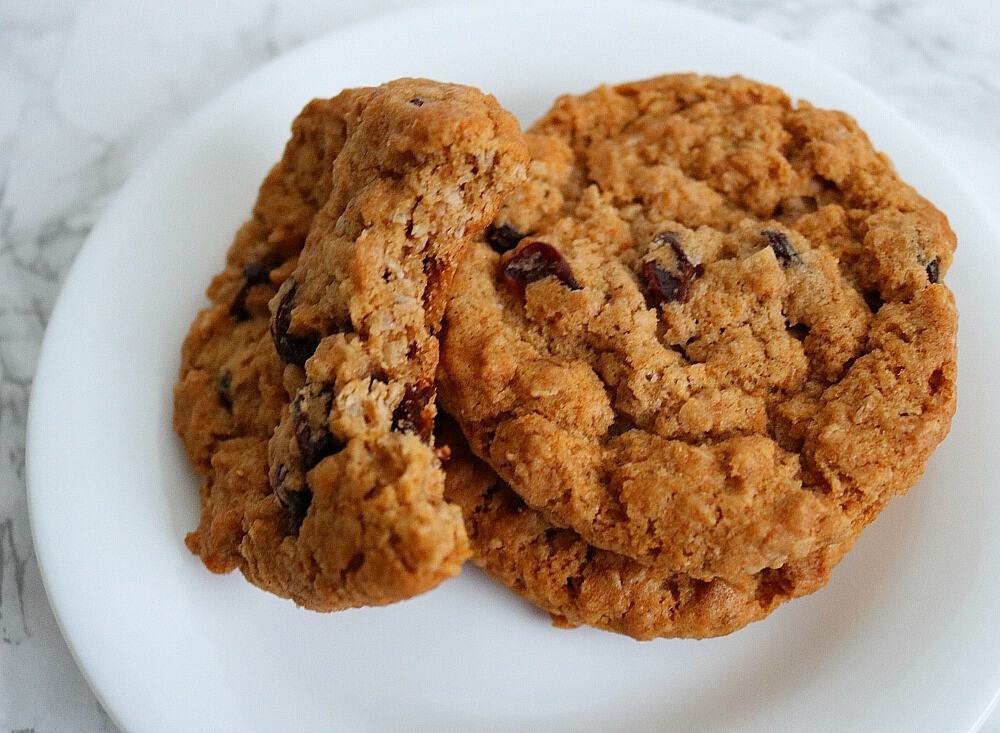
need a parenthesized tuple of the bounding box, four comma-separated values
(174, 74, 956, 639)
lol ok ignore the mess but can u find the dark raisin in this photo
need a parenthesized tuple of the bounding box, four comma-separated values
(566, 574, 584, 596)
(216, 371, 233, 411)
(926, 258, 940, 284)
(271, 463, 312, 536)
(270, 279, 320, 366)
(641, 234, 701, 306)
(606, 414, 636, 438)
(408, 97, 424, 107)
(863, 290, 884, 313)
(669, 343, 689, 360)
(762, 229, 802, 267)
(271, 462, 293, 504)
(928, 367, 946, 394)
(231, 294, 250, 322)
(641, 261, 683, 305)
(243, 261, 270, 285)
(344, 552, 365, 573)
(812, 175, 838, 192)
(292, 383, 341, 470)
(230, 261, 273, 321)
(485, 223, 528, 253)
(281, 486, 312, 536)
(788, 323, 810, 342)
(392, 381, 436, 442)
(502, 241, 581, 296)
(273, 462, 287, 488)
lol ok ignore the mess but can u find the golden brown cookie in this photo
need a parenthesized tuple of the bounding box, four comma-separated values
(243, 79, 528, 609)
(438, 75, 957, 581)
(440, 421, 852, 639)
(175, 79, 528, 609)
(175, 92, 359, 572)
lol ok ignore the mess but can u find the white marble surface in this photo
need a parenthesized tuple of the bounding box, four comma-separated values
(1, 0, 998, 730)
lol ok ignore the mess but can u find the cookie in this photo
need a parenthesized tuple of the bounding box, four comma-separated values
(242, 80, 528, 609)
(175, 79, 528, 609)
(440, 421, 851, 639)
(176, 91, 360, 571)
(438, 75, 957, 581)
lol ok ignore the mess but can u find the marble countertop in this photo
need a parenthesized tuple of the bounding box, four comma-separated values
(2, 1, 998, 731)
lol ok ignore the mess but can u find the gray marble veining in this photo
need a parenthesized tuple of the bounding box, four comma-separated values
(1, 1, 997, 731)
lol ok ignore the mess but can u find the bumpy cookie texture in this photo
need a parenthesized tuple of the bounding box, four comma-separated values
(176, 79, 528, 609)
(176, 93, 360, 572)
(241, 79, 528, 609)
(440, 422, 852, 640)
(439, 75, 957, 580)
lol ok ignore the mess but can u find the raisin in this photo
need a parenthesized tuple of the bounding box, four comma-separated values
(270, 279, 320, 366)
(280, 488, 312, 535)
(216, 371, 233, 411)
(926, 258, 940, 283)
(392, 381, 436, 442)
(243, 261, 270, 285)
(669, 343, 689, 360)
(762, 229, 802, 267)
(863, 290, 884, 313)
(641, 233, 701, 306)
(566, 574, 584, 596)
(292, 383, 341, 470)
(502, 241, 581, 296)
(788, 323, 810, 342)
(485, 223, 528, 253)
(810, 175, 839, 195)
(928, 367, 946, 394)
(642, 261, 683, 305)
(271, 463, 312, 536)
(344, 552, 365, 573)
(606, 414, 636, 438)
(230, 261, 272, 321)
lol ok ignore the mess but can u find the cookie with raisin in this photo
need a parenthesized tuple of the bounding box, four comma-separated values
(439, 75, 957, 581)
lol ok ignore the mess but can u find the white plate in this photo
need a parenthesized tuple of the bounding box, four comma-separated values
(26, 1, 1000, 731)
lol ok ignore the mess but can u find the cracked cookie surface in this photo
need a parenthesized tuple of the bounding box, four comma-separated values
(439, 74, 957, 580)
(175, 78, 527, 609)
(441, 421, 851, 639)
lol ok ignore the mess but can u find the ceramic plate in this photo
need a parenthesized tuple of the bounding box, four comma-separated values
(27, 1, 1000, 731)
